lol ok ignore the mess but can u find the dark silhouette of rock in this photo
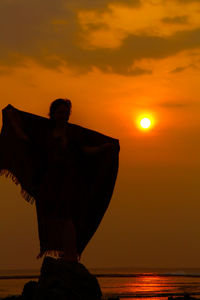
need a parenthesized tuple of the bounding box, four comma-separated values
(1, 257, 102, 300)
(168, 295, 198, 300)
(2, 281, 38, 300)
(22, 281, 38, 299)
(33, 256, 102, 300)
(2, 297, 21, 300)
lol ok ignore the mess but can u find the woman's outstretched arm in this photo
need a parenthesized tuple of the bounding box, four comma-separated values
(82, 142, 116, 154)
(4, 105, 30, 141)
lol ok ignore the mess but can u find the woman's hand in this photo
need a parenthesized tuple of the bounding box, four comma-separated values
(5, 105, 30, 142)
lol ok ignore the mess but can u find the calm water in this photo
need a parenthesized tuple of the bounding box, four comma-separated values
(1, 268, 200, 299)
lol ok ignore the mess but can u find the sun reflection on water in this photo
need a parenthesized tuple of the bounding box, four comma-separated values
(125, 275, 164, 294)
(99, 273, 200, 299)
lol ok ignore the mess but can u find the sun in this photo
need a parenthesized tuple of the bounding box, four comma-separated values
(140, 117, 151, 129)
(136, 113, 155, 131)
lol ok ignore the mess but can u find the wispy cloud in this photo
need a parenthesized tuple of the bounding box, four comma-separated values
(171, 66, 188, 73)
(161, 102, 187, 108)
(70, 0, 141, 10)
(1, 0, 200, 76)
(162, 16, 188, 24)
(158, 101, 196, 108)
(170, 63, 198, 73)
(175, 0, 200, 3)
(158, 99, 199, 109)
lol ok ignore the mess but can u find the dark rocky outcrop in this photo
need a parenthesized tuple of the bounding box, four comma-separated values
(22, 281, 38, 299)
(168, 295, 198, 300)
(3, 297, 21, 300)
(2, 281, 38, 300)
(34, 256, 102, 300)
(2, 256, 102, 300)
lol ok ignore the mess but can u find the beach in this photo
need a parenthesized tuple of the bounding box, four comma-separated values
(1, 268, 200, 299)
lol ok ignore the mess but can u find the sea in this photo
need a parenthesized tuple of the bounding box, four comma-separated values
(1, 267, 200, 299)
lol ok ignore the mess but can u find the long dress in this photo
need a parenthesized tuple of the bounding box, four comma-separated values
(0, 105, 120, 258)
(35, 127, 85, 257)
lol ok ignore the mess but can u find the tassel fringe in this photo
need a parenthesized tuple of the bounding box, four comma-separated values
(0, 169, 35, 204)
(37, 249, 65, 259)
(37, 249, 81, 261)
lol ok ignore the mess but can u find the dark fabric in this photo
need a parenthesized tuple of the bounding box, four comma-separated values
(0, 104, 119, 257)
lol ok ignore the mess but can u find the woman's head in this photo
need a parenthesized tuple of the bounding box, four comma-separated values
(49, 98, 72, 123)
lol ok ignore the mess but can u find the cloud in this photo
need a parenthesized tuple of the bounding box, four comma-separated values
(162, 16, 188, 24)
(0, 67, 12, 76)
(170, 66, 189, 73)
(158, 101, 190, 108)
(0, 0, 147, 75)
(170, 63, 199, 73)
(1, 0, 200, 76)
(69, 0, 141, 10)
(175, 0, 200, 3)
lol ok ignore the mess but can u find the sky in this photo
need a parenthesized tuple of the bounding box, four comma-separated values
(1, 0, 200, 270)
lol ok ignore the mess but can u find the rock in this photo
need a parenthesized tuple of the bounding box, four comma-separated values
(22, 281, 38, 299)
(2, 297, 21, 300)
(168, 295, 198, 300)
(2, 281, 38, 300)
(33, 256, 102, 300)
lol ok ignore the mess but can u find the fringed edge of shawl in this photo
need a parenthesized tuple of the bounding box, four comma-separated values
(0, 169, 35, 205)
(37, 249, 81, 261)
(37, 249, 64, 259)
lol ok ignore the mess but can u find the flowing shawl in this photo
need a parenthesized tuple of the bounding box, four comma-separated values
(0, 105, 119, 257)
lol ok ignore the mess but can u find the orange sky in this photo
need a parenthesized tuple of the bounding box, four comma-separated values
(1, 0, 200, 270)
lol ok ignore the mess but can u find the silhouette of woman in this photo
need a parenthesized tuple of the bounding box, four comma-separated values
(0, 99, 119, 262)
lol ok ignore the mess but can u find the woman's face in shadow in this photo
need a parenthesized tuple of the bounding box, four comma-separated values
(53, 103, 71, 123)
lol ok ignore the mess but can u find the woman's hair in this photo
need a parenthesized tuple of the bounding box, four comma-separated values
(49, 98, 72, 120)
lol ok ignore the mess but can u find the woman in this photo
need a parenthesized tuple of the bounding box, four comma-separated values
(0, 99, 119, 262)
